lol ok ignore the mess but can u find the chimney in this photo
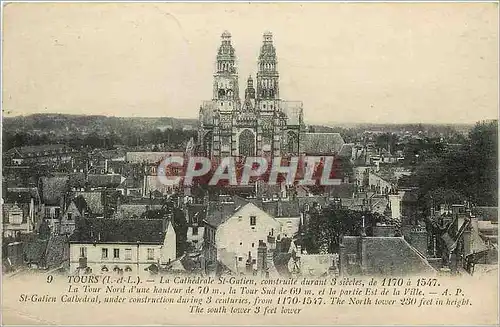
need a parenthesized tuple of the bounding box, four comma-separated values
(245, 252, 253, 274)
(358, 232, 368, 275)
(277, 199, 283, 217)
(257, 240, 267, 275)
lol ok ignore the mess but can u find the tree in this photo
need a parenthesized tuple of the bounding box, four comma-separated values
(300, 207, 382, 254)
(413, 120, 498, 213)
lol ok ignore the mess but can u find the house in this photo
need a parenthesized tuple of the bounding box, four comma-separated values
(69, 218, 176, 274)
(59, 195, 92, 235)
(2, 188, 41, 237)
(439, 204, 496, 275)
(4, 144, 76, 166)
(203, 197, 283, 274)
(299, 133, 345, 155)
(68, 172, 124, 191)
(39, 176, 69, 232)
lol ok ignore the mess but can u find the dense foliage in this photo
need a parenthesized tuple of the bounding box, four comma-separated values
(412, 120, 498, 210)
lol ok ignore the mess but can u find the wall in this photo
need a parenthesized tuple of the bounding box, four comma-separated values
(277, 217, 300, 238)
(388, 194, 402, 221)
(216, 203, 281, 270)
(187, 226, 205, 245)
(69, 243, 162, 274)
(160, 223, 177, 264)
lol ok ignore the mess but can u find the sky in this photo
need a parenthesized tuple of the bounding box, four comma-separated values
(2, 2, 499, 124)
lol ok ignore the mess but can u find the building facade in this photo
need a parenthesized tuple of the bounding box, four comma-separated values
(69, 218, 177, 274)
(198, 31, 306, 159)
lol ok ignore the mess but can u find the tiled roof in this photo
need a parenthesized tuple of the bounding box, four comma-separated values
(69, 173, 123, 189)
(74, 192, 103, 215)
(4, 188, 40, 204)
(205, 201, 244, 227)
(69, 218, 168, 244)
(126, 152, 184, 164)
(6, 144, 73, 157)
(328, 184, 356, 199)
(114, 204, 163, 219)
(297, 196, 329, 209)
(338, 143, 354, 158)
(256, 200, 301, 217)
(119, 176, 142, 189)
(341, 236, 435, 276)
(88, 174, 123, 188)
(299, 133, 345, 155)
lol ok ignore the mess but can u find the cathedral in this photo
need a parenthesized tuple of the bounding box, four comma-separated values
(198, 31, 306, 159)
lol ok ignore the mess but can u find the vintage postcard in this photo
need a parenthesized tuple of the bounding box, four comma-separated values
(1, 1, 498, 326)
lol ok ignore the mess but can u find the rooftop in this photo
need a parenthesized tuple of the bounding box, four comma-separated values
(69, 218, 169, 244)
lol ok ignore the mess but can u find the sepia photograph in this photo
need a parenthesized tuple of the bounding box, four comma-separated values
(1, 1, 498, 325)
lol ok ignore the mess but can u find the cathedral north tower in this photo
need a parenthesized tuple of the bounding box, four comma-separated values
(213, 31, 240, 112)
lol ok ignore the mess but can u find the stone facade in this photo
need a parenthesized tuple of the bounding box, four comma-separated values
(198, 31, 305, 159)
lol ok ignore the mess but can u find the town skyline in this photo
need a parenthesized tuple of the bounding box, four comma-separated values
(3, 2, 498, 124)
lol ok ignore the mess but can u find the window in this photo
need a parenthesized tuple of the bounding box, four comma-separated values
(238, 257, 242, 261)
(252, 259, 256, 264)
(54, 208, 61, 218)
(147, 248, 154, 260)
(250, 216, 256, 226)
(79, 247, 87, 258)
(113, 249, 120, 259)
(125, 249, 132, 260)
(252, 243, 255, 248)
(67, 213, 73, 220)
(192, 227, 199, 236)
(101, 248, 108, 259)
(271, 228, 274, 236)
